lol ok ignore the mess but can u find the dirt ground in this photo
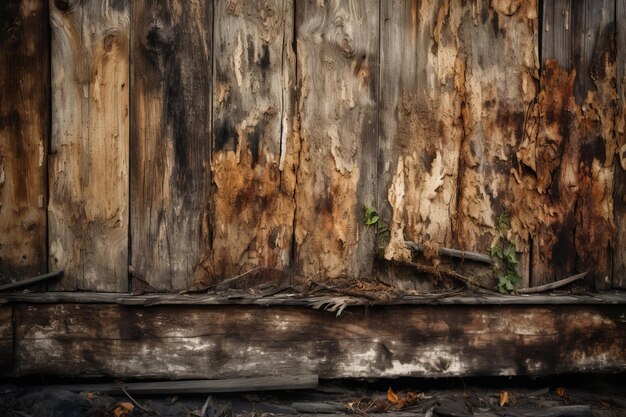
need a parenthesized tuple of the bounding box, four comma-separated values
(0, 375, 624, 417)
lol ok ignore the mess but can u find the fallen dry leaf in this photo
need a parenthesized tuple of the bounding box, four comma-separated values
(556, 387, 565, 397)
(499, 391, 509, 407)
(113, 401, 135, 417)
(387, 387, 399, 404)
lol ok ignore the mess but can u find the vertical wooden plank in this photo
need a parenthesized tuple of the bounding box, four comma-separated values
(294, 0, 379, 280)
(48, 0, 129, 291)
(0, 0, 48, 284)
(379, 0, 466, 269)
(615, 0, 626, 288)
(532, 0, 616, 288)
(390, 0, 538, 285)
(0, 306, 13, 374)
(131, 1, 212, 291)
(211, 0, 296, 280)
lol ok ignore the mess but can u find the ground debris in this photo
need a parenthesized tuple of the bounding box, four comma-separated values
(0, 377, 624, 417)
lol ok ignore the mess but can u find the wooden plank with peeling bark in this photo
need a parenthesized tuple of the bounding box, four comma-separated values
(450, 0, 539, 289)
(48, 0, 129, 291)
(535, 0, 616, 288)
(294, 0, 379, 280)
(211, 0, 296, 281)
(13, 303, 626, 378)
(0, 306, 12, 373)
(0, 0, 48, 284)
(130, 0, 212, 292)
(614, 0, 626, 288)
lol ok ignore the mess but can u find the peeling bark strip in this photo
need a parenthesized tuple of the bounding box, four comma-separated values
(294, 0, 379, 280)
(211, 0, 296, 280)
(0, 0, 48, 284)
(452, 0, 538, 286)
(614, 0, 626, 288)
(48, 0, 129, 291)
(131, 0, 212, 292)
(0, 306, 12, 373)
(13, 304, 626, 378)
(529, 0, 617, 288)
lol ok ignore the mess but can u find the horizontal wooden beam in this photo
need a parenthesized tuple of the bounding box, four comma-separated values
(2, 291, 626, 306)
(9, 303, 626, 379)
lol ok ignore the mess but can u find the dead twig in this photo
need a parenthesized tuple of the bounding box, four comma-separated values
(406, 241, 493, 265)
(209, 267, 263, 289)
(119, 385, 160, 416)
(518, 272, 587, 294)
(0, 270, 63, 292)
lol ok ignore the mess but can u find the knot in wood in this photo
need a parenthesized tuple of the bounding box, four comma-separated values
(328, 16, 356, 58)
(53, 0, 71, 11)
(143, 23, 175, 57)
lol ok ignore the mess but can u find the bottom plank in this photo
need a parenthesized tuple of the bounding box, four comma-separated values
(0, 306, 13, 373)
(12, 304, 626, 378)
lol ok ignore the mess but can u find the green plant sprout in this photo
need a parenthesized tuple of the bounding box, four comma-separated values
(363, 205, 390, 256)
(491, 213, 522, 294)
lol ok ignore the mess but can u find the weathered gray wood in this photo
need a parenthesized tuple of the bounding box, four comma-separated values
(47, 374, 318, 394)
(48, 0, 129, 291)
(0, 306, 12, 373)
(535, 1, 616, 289)
(294, 0, 379, 280)
(0, 271, 62, 292)
(615, 0, 626, 288)
(502, 405, 592, 417)
(130, 0, 212, 291)
(0, 0, 48, 284)
(2, 291, 626, 306)
(13, 304, 626, 378)
(211, 0, 296, 281)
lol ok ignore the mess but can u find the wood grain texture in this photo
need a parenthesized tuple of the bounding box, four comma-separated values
(614, 0, 626, 288)
(0, 306, 13, 373)
(48, 0, 129, 291)
(294, 0, 379, 280)
(131, 0, 212, 292)
(211, 0, 296, 280)
(0, 0, 48, 283)
(531, 1, 616, 288)
(452, 0, 539, 288)
(13, 303, 626, 378)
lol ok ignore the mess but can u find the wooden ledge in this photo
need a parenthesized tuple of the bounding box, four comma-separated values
(1, 291, 626, 307)
(1, 301, 625, 379)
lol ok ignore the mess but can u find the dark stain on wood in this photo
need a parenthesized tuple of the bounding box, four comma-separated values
(131, 0, 212, 291)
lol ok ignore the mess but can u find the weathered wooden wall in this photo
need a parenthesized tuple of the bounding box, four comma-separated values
(0, 0, 48, 284)
(9, 302, 626, 378)
(1, 0, 625, 291)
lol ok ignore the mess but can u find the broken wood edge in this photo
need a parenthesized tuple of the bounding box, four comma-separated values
(405, 241, 494, 265)
(0, 271, 63, 292)
(35, 374, 318, 395)
(1, 291, 625, 306)
(517, 272, 588, 294)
